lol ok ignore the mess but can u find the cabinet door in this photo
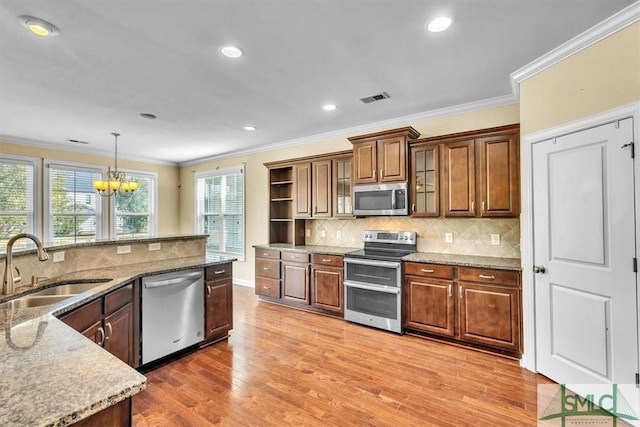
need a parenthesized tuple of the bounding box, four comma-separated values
(442, 139, 476, 217)
(104, 303, 134, 366)
(404, 277, 454, 336)
(59, 299, 103, 344)
(477, 133, 519, 217)
(81, 321, 104, 345)
(311, 266, 343, 313)
(205, 278, 233, 340)
(294, 163, 312, 218)
(458, 283, 520, 352)
(410, 144, 439, 217)
(282, 262, 309, 304)
(378, 136, 406, 182)
(333, 157, 353, 217)
(312, 160, 332, 217)
(353, 141, 378, 184)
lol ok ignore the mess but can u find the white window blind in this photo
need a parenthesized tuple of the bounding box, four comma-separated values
(196, 165, 245, 261)
(0, 156, 38, 249)
(114, 172, 156, 238)
(46, 162, 104, 244)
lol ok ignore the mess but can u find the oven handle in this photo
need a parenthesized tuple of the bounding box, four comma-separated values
(343, 258, 401, 269)
(344, 281, 401, 294)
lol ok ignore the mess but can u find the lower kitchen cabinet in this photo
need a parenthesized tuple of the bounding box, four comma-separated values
(282, 251, 310, 304)
(59, 282, 137, 367)
(404, 262, 522, 355)
(255, 248, 281, 297)
(204, 263, 234, 344)
(311, 254, 343, 314)
(74, 398, 131, 427)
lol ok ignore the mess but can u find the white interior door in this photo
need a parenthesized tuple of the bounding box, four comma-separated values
(533, 118, 637, 386)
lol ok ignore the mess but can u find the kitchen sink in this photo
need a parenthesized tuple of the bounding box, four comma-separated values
(32, 279, 111, 296)
(0, 295, 73, 309)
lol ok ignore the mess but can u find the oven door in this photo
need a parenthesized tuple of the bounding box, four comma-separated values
(343, 258, 401, 287)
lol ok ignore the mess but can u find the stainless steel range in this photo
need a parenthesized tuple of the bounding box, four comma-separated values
(343, 230, 417, 334)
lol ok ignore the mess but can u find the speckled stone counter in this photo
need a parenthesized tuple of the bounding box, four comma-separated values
(402, 252, 521, 271)
(0, 254, 236, 426)
(253, 243, 359, 256)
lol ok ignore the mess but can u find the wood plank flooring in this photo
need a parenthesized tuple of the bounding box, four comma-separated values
(132, 285, 553, 426)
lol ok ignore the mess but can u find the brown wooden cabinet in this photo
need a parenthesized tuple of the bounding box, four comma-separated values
(294, 163, 312, 218)
(442, 139, 476, 217)
(204, 263, 233, 344)
(59, 282, 137, 367)
(312, 160, 332, 217)
(477, 132, 519, 217)
(410, 143, 439, 217)
(311, 254, 343, 313)
(282, 251, 310, 304)
(404, 262, 522, 355)
(255, 248, 281, 297)
(349, 127, 420, 185)
(333, 156, 352, 217)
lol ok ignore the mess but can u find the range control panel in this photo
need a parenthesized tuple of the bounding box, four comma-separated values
(363, 230, 417, 245)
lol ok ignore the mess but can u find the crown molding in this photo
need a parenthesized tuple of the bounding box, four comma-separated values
(180, 94, 517, 166)
(0, 134, 178, 166)
(510, 1, 640, 99)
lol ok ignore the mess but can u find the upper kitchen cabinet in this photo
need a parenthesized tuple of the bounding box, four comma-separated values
(442, 139, 476, 217)
(348, 127, 420, 185)
(312, 160, 332, 218)
(476, 132, 519, 217)
(294, 163, 312, 218)
(333, 155, 353, 217)
(410, 143, 439, 217)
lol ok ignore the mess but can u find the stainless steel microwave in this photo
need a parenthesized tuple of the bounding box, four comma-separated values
(353, 182, 409, 216)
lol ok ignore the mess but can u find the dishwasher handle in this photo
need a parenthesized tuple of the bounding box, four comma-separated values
(144, 271, 203, 289)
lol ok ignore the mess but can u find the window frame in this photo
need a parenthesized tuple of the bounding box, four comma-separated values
(0, 154, 41, 242)
(195, 164, 245, 261)
(44, 159, 108, 243)
(111, 169, 158, 239)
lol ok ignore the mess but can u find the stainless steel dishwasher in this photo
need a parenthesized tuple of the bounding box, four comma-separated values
(141, 269, 204, 365)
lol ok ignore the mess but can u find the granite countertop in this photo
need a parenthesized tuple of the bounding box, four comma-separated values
(402, 252, 521, 271)
(253, 243, 360, 256)
(0, 254, 235, 426)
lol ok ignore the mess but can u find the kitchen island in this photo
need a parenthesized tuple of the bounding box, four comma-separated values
(0, 254, 235, 427)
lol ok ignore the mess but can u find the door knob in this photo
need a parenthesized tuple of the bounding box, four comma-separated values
(533, 265, 546, 274)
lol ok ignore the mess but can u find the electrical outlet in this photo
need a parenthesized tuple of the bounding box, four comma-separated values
(305, 229, 311, 238)
(321, 230, 326, 238)
(337, 230, 342, 239)
(491, 234, 501, 245)
(53, 251, 65, 263)
(445, 232, 453, 243)
(117, 245, 131, 255)
(148, 242, 161, 251)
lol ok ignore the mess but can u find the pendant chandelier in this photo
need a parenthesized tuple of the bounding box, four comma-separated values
(92, 132, 138, 197)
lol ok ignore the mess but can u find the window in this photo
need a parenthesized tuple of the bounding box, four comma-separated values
(114, 171, 157, 239)
(45, 161, 105, 244)
(0, 155, 39, 249)
(196, 165, 245, 260)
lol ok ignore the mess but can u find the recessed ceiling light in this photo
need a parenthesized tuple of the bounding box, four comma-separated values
(140, 113, 157, 119)
(18, 15, 60, 37)
(220, 45, 244, 59)
(322, 104, 337, 111)
(426, 16, 453, 33)
(243, 125, 256, 131)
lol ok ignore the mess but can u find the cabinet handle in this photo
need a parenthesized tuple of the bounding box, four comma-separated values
(97, 326, 105, 346)
(448, 284, 452, 298)
(482, 201, 485, 212)
(262, 252, 269, 256)
(263, 267, 270, 271)
(206, 284, 212, 297)
(479, 274, 496, 280)
(105, 323, 112, 341)
(322, 259, 331, 262)
(214, 270, 225, 274)
(412, 204, 416, 213)
(380, 169, 384, 179)
(314, 206, 318, 214)
(420, 269, 434, 273)
(373, 169, 377, 180)
(471, 201, 475, 212)
(263, 285, 271, 290)
(459, 286, 463, 299)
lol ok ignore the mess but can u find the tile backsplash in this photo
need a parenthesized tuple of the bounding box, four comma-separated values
(307, 217, 520, 258)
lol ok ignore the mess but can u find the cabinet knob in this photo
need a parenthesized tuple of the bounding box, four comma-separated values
(533, 265, 546, 274)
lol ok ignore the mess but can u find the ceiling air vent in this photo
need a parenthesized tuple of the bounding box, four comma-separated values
(359, 92, 390, 104)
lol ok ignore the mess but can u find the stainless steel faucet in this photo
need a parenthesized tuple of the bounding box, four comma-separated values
(3, 233, 49, 295)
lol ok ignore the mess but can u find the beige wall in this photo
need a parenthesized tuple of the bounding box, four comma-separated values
(179, 103, 520, 284)
(0, 140, 181, 236)
(520, 22, 640, 136)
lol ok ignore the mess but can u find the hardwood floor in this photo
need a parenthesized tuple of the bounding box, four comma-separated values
(132, 285, 553, 426)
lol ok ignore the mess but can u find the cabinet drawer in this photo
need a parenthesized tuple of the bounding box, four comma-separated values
(256, 248, 280, 260)
(105, 283, 133, 315)
(311, 253, 343, 267)
(405, 262, 454, 280)
(458, 267, 519, 287)
(206, 263, 232, 281)
(60, 298, 102, 332)
(256, 259, 280, 279)
(281, 251, 310, 263)
(255, 277, 280, 298)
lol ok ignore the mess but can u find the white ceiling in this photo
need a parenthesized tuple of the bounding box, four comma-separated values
(0, 1, 634, 165)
